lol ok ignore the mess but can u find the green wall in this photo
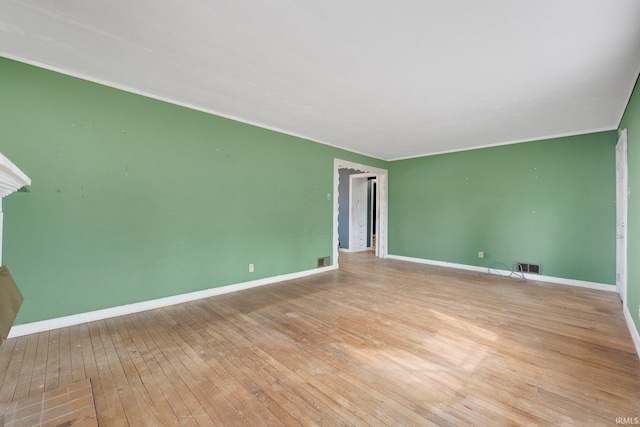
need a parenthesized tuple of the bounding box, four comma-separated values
(389, 132, 617, 284)
(620, 75, 640, 335)
(0, 55, 627, 329)
(0, 58, 386, 324)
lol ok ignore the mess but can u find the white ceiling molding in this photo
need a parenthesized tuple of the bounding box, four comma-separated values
(0, 153, 30, 198)
(0, 153, 31, 266)
(1, 1, 639, 160)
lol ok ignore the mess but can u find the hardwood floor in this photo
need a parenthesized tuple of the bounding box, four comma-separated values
(1, 252, 638, 426)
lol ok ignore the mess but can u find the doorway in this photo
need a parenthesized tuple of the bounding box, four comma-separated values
(333, 159, 388, 267)
(349, 173, 377, 252)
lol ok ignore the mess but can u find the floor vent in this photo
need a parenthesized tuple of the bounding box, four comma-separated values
(317, 256, 331, 268)
(516, 262, 541, 274)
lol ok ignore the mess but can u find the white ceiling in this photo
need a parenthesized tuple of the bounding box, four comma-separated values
(2, 1, 640, 160)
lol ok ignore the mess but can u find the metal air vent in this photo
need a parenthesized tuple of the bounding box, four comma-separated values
(516, 262, 541, 274)
(317, 256, 331, 268)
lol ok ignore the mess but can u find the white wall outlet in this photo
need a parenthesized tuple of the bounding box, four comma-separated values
(478, 251, 484, 259)
(249, 263, 254, 273)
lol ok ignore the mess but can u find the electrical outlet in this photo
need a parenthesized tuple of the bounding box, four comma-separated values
(249, 263, 254, 273)
(478, 251, 484, 259)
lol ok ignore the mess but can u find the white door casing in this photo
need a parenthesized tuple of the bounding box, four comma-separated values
(615, 129, 628, 303)
(333, 159, 388, 267)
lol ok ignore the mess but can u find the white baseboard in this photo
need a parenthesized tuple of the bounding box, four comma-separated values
(8, 265, 338, 338)
(386, 254, 616, 292)
(338, 247, 350, 252)
(623, 304, 640, 358)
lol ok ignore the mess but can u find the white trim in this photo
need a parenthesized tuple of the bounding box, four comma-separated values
(0, 200, 3, 268)
(8, 265, 337, 338)
(1, 55, 625, 163)
(617, 60, 640, 126)
(338, 247, 350, 253)
(333, 159, 388, 268)
(0, 153, 31, 266)
(623, 304, 640, 359)
(615, 129, 628, 303)
(388, 126, 618, 161)
(386, 254, 616, 292)
(0, 152, 31, 197)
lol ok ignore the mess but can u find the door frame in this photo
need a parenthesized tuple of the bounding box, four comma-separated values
(616, 128, 628, 303)
(333, 159, 388, 267)
(369, 178, 377, 249)
(349, 173, 376, 252)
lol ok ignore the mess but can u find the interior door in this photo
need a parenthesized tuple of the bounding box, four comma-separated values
(350, 176, 369, 252)
(615, 129, 628, 303)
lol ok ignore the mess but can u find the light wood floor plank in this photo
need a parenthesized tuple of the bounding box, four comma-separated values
(87, 320, 129, 426)
(44, 329, 60, 392)
(121, 315, 196, 426)
(121, 316, 214, 426)
(27, 331, 49, 396)
(109, 316, 170, 427)
(137, 310, 243, 426)
(69, 325, 86, 383)
(11, 334, 39, 401)
(0, 336, 23, 403)
(55, 327, 72, 389)
(1, 252, 639, 425)
(176, 306, 295, 427)
(198, 310, 354, 426)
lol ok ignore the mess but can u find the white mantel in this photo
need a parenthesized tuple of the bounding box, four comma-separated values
(0, 153, 31, 266)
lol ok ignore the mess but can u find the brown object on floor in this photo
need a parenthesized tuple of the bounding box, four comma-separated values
(0, 267, 23, 347)
(0, 380, 97, 426)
